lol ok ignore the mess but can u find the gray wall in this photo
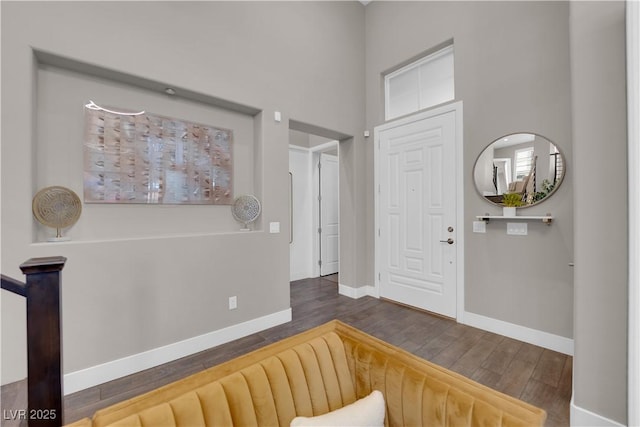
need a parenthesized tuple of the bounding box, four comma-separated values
(365, 1, 574, 338)
(570, 1, 628, 423)
(1, 3, 630, 423)
(289, 129, 310, 148)
(1, 1, 365, 384)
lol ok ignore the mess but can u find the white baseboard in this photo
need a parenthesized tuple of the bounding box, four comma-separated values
(338, 283, 378, 299)
(63, 308, 292, 395)
(463, 311, 574, 356)
(570, 396, 625, 427)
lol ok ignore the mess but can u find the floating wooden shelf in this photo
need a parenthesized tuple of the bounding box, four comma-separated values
(476, 214, 554, 225)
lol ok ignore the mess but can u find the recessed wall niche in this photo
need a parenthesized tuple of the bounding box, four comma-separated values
(34, 61, 260, 243)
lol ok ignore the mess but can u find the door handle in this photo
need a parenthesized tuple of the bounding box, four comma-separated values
(439, 238, 454, 245)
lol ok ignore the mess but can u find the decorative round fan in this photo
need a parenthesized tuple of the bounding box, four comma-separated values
(231, 195, 261, 231)
(32, 186, 82, 241)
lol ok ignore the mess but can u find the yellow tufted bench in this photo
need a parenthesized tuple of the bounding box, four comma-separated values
(66, 320, 546, 427)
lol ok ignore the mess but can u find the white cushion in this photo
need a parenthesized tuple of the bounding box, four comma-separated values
(290, 390, 385, 427)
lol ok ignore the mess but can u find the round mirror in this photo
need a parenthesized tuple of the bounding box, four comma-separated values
(473, 133, 565, 208)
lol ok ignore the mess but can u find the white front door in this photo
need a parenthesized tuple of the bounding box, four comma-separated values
(320, 153, 339, 276)
(376, 106, 460, 318)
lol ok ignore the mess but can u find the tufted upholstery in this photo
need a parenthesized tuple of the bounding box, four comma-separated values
(340, 330, 544, 427)
(66, 321, 545, 427)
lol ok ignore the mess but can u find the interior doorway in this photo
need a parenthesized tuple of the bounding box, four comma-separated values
(289, 128, 340, 281)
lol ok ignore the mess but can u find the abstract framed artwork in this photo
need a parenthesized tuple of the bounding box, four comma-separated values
(83, 104, 233, 205)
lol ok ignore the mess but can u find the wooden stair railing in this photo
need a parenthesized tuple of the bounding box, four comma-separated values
(1, 256, 67, 427)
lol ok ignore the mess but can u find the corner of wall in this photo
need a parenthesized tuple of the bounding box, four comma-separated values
(570, 395, 625, 427)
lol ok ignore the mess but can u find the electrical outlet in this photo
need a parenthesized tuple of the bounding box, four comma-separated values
(228, 296, 237, 310)
(506, 222, 528, 236)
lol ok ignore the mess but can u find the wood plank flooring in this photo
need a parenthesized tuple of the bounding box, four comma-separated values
(1, 275, 571, 426)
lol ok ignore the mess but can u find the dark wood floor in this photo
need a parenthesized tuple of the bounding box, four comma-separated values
(1, 275, 571, 426)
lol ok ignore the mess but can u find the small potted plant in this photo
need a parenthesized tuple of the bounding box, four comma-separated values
(501, 192, 523, 216)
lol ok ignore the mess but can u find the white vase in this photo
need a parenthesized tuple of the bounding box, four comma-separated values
(503, 206, 517, 217)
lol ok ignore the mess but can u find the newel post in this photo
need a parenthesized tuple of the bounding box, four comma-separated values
(19, 256, 67, 427)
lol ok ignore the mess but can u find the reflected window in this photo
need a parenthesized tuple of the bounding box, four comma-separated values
(514, 147, 534, 181)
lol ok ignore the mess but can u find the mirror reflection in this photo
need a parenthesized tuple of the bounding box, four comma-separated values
(473, 133, 565, 207)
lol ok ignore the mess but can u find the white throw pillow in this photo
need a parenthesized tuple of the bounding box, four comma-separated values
(290, 390, 385, 427)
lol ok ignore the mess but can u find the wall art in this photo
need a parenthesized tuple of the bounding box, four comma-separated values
(83, 104, 233, 205)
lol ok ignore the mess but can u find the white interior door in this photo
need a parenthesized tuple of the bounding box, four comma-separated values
(320, 153, 339, 276)
(289, 148, 313, 282)
(376, 108, 458, 317)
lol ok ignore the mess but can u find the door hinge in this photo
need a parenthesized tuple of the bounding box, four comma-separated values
(318, 161, 321, 169)
(378, 272, 381, 281)
(318, 227, 322, 234)
(318, 195, 322, 202)
(318, 260, 323, 266)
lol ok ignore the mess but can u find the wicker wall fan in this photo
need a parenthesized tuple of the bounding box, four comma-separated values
(231, 195, 261, 231)
(32, 186, 82, 241)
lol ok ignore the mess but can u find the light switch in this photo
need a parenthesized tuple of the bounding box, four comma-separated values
(274, 111, 282, 122)
(270, 222, 280, 233)
(507, 222, 527, 236)
(473, 221, 486, 233)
